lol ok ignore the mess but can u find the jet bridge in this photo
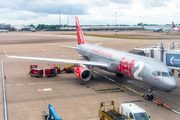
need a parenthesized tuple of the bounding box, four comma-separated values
(133, 41, 180, 76)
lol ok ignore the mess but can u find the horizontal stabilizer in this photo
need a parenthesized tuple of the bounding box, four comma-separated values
(52, 44, 77, 49)
(95, 43, 102, 46)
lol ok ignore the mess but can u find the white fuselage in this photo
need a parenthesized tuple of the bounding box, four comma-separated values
(76, 43, 177, 91)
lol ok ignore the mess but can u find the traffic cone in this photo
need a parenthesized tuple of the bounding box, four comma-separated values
(4, 75, 6, 79)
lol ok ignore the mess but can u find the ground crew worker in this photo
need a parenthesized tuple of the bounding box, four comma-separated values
(58, 65, 61, 73)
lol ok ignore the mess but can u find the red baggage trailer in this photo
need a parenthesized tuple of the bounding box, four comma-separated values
(30, 64, 37, 69)
(29, 68, 43, 77)
(51, 65, 59, 73)
(45, 68, 57, 77)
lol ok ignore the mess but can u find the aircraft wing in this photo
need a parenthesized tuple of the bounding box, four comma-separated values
(6, 55, 108, 67)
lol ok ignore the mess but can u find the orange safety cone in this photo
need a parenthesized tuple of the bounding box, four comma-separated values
(4, 75, 6, 79)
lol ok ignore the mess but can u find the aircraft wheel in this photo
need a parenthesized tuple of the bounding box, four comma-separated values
(178, 74, 180, 77)
(150, 94, 154, 100)
(145, 95, 150, 100)
(116, 73, 124, 77)
(166, 90, 171, 92)
(91, 74, 93, 79)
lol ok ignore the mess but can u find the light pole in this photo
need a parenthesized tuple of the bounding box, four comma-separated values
(68, 16, 69, 30)
(115, 12, 117, 35)
(59, 11, 61, 29)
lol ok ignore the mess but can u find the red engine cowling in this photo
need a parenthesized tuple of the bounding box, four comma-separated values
(74, 66, 92, 81)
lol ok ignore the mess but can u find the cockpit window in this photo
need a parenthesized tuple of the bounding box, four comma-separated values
(152, 71, 156, 76)
(162, 72, 169, 77)
(169, 71, 174, 77)
(157, 71, 161, 76)
(152, 71, 172, 77)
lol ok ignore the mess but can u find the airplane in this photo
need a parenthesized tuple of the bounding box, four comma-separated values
(141, 22, 171, 33)
(4, 17, 177, 99)
(0, 29, 8, 33)
(141, 22, 162, 32)
(172, 22, 180, 31)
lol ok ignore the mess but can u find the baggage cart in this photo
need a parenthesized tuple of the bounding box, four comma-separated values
(45, 68, 57, 77)
(30, 64, 37, 69)
(29, 68, 43, 77)
(51, 65, 59, 73)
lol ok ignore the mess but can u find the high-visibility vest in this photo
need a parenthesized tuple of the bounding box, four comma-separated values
(58, 66, 60, 70)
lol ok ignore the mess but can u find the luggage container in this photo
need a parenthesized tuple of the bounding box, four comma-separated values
(30, 64, 37, 69)
(45, 68, 57, 77)
(29, 68, 43, 77)
(51, 65, 59, 73)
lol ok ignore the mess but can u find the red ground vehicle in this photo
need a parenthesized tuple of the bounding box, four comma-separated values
(30, 64, 37, 69)
(45, 68, 57, 77)
(51, 65, 59, 73)
(29, 68, 43, 77)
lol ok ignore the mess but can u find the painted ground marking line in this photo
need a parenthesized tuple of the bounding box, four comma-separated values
(94, 70, 180, 105)
(37, 88, 52, 91)
(27, 83, 37, 85)
(128, 81, 180, 105)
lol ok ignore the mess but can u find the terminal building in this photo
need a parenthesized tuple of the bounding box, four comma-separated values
(60, 25, 143, 31)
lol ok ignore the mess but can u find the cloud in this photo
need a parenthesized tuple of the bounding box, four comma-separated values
(0, 0, 88, 15)
(0, 0, 180, 25)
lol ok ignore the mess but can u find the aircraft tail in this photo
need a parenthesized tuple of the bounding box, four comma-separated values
(140, 22, 144, 28)
(75, 17, 86, 44)
(170, 39, 172, 49)
(172, 22, 176, 28)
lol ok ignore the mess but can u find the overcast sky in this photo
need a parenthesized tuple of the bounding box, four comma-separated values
(0, 0, 180, 25)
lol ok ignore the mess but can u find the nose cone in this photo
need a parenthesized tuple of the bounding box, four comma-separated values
(163, 77, 177, 91)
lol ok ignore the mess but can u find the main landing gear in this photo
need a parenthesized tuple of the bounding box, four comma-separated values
(116, 73, 125, 77)
(145, 87, 154, 101)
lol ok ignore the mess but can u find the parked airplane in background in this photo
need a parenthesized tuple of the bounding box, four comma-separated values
(172, 22, 180, 31)
(4, 17, 177, 98)
(141, 22, 171, 33)
(141, 22, 162, 32)
(0, 29, 8, 33)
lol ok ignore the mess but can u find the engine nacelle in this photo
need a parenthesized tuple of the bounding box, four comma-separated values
(74, 66, 92, 81)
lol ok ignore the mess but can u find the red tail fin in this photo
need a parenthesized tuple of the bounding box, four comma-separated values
(75, 17, 86, 44)
(170, 39, 172, 49)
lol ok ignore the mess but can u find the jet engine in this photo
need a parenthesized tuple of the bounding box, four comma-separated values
(74, 66, 92, 81)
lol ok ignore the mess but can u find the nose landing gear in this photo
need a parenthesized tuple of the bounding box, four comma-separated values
(145, 87, 154, 101)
